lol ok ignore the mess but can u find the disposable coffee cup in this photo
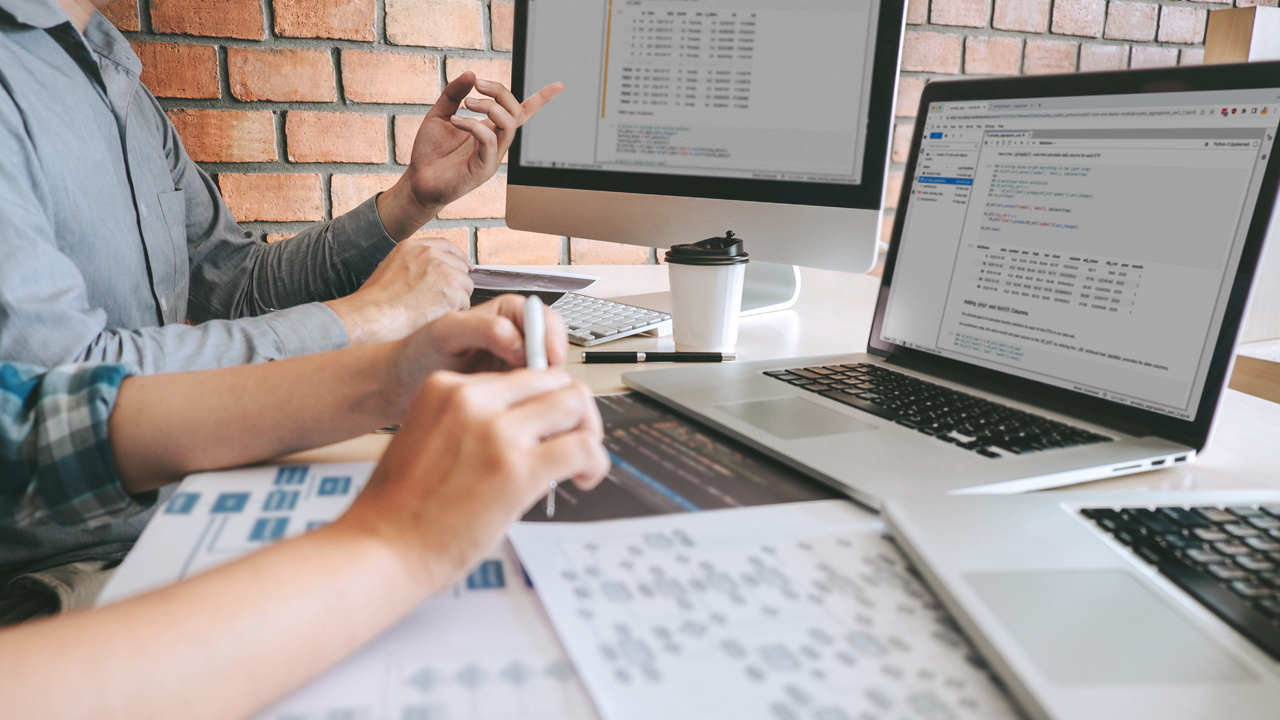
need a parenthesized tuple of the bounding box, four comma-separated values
(664, 231, 749, 352)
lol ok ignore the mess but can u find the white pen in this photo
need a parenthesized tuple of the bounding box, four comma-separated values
(523, 296, 556, 518)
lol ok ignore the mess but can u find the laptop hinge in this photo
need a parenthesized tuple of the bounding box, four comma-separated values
(882, 353, 1156, 438)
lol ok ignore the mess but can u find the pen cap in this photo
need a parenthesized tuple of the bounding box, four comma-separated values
(663, 231, 750, 266)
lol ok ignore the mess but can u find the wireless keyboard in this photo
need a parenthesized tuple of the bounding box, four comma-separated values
(551, 293, 671, 347)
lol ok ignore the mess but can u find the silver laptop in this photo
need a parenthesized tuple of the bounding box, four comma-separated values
(625, 65, 1280, 507)
(884, 489, 1280, 720)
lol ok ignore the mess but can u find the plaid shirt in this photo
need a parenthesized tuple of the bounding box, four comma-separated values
(0, 362, 150, 529)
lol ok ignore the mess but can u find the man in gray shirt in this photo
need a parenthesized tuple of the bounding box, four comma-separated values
(0, 0, 562, 373)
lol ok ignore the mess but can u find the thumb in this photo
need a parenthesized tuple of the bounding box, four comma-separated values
(444, 313, 525, 368)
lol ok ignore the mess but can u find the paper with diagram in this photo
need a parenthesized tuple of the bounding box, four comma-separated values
(509, 500, 1019, 720)
(99, 463, 599, 720)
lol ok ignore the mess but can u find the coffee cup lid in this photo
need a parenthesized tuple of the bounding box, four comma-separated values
(664, 231, 750, 266)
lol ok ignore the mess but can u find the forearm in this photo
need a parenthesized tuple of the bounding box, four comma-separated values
(375, 178, 445, 242)
(0, 525, 428, 720)
(108, 341, 407, 493)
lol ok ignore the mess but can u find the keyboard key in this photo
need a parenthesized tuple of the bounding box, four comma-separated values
(1196, 508, 1236, 523)
(1247, 537, 1280, 553)
(1224, 523, 1263, 538)
(1229, 507, 1268, 519)
(1208, 563, 1249, 581)
(1158, 507, 1209, 527)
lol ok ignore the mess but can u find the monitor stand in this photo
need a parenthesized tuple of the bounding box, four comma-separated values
(610, 261, 802, 318)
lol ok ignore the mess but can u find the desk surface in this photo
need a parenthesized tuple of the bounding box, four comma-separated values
(283, 265, 1280, 494)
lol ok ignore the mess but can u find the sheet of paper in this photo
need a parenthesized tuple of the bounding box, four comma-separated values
(99, 462, 378, 605)
(99, 463, 600, 720)
(509, 500, 1020, 720)
(471, 267, 599, 292)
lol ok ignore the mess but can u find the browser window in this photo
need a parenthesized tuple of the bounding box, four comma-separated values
(881, 90, 1280, 420)
(519, 0, 881, 184)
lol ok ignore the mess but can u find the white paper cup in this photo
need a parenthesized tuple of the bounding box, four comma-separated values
(668, 261, 747, 352)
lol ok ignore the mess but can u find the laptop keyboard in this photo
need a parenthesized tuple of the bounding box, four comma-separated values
(1084, 505, 1280, 661)
(765, 362, 1110, 458)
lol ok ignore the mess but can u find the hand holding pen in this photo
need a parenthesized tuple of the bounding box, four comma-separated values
(523, 295, 561, 518)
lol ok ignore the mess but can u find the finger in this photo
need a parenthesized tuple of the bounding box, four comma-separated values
(472, 79, 524, 127)
(416, 237, 470, 264)
(505, 381, 596, 445)
(544, 306, 569, 367)
(463, 96, 518, 142)
(458, 367, 573, 412)
(442, 312, 525, 367)
(426, 71, 475, 121)
(486, 294, 566, 367)
(426, 246, 473, 276)
(449, 116, 498, 169)
(518, 82, 565, 127)
(533, 428, 611, 493)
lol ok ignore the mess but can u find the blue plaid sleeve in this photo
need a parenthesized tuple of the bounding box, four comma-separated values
(0, 362, 150, 528)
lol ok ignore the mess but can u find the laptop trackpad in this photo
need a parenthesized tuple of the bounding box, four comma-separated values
(714, 396, 876, 440)
(965, 570, 1250, 684)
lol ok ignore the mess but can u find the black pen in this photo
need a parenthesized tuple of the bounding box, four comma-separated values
(582, 352, 737, 363)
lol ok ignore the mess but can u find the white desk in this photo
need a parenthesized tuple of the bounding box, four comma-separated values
(287, 265, 1280, 494)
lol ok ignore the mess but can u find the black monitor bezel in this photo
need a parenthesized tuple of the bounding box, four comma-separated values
(508, 0, 907, 209)
(868, 63, 1280, 449)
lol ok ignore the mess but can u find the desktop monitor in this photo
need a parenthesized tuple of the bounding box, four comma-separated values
(507, 0, 907, 312)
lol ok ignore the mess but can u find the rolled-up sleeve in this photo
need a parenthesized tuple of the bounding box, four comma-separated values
(0, 363, 151, 529)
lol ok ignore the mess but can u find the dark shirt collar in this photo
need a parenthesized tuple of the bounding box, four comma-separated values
(0, 0, 71, 29)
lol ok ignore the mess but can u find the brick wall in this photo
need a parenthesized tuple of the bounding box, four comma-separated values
(103, 0, 1225, 267)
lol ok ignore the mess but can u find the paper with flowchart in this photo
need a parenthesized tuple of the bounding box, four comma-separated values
(100, 463, 599, 720)
(508, 500, 1020, 720)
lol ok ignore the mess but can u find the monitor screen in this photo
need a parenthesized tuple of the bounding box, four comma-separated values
(878, 89, 1280, 422)
(512, 0, 898, 209)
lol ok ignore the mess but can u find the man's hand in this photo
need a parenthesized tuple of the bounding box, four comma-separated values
(324, 237, 474, 346)
(340, 369, 609, 589)
(375, 73, 564, 241)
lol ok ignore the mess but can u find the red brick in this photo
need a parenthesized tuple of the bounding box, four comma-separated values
(228, 48, 335, 102)
(570, 238, 650, 265)
(1129, 46, 1178, 68)
(167, 110, 276, 163)
(134, 42, 220, 100)
(285, 112, 386, 164)
(477, 227, 561, 264)
(101, 0, 139, 31)
(884, 171, 905, 210)
(931, 0, 990, 27)
(220, 174, 323, 222)
(1079, 43, 1129, 71)
(273, 0, 375, 41)
(446, 57, 514, 98)
(438, 174, 507, 219)
(395, 115, 425, 165)
(342, 51, 440, 104)
(151, 0, 263, 40)
(1024, 39, 1078, 74)
(409, 227, 471, 257)
(1104, 3, 1159, 41)
(993, 0, 1049, 32)
(1052, 0, 1106, 37)
(895, 76, 926, 118)
(906, 0, 929, 24)
(491, 0, 515, 51)
(331, 174, 400, 216)
(1180, 48, 1206, 65)
(891, 122, 915, 164)
(1237, 0, 1280, 6)
(1158, 6, 1208, 43)
(386, 0, 485, 49)
(901, 32, 964, 74)
(964, 36, 1022, 75)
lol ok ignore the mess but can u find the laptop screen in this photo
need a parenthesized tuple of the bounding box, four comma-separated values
(879, 89, 1280, 422)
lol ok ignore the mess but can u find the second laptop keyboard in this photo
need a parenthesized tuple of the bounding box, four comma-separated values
(765, 362, 1110, 458)
(1085, 505, 1280, 661)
